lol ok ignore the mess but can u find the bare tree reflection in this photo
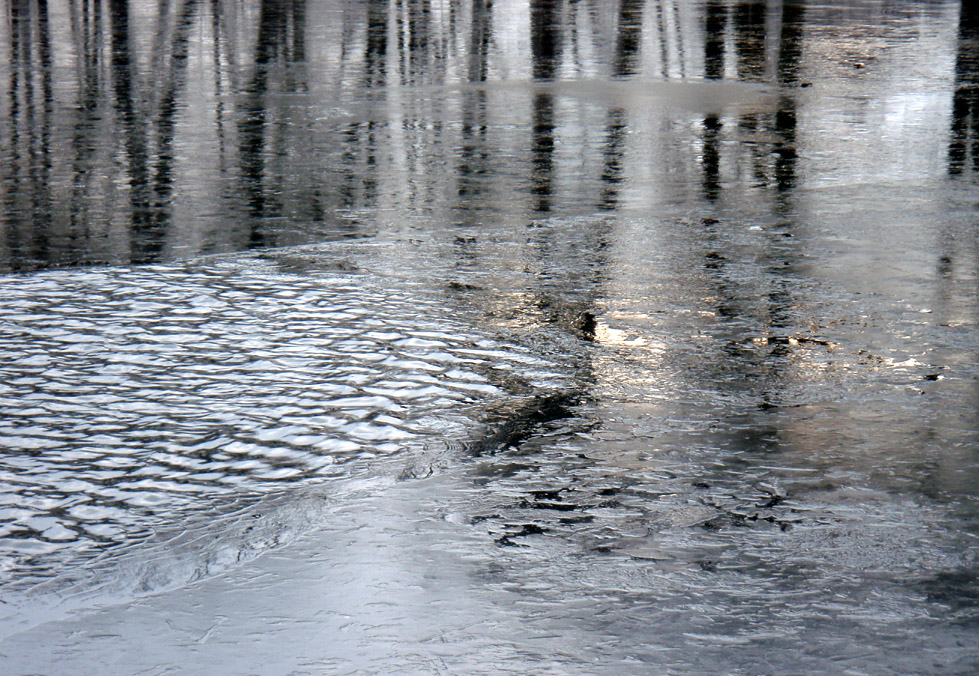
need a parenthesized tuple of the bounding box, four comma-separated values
(0, 0, 966, 280)
(614, 0, 645, 78)
(949, 4, 979, 175)
(456, 0, 493, 211)
(692, 2, 810, 460)
(733, 1, 765, 82)
(332, 0, 386, 220)
(66, 0, 105, 263)
(600, 0, 644, 211)
(4, 0, 53, 270)
(704, 0, 726, 81)
(700, 2, 726, 202)
(649, 0, 686, 78)
(530, 0, 562, 214)
(208, 0, 233, 186)
(364, 0, 387, 88)
(772, 2, 804, 202)
(151, 0, 202, 259)
(109, 0, 156, 263)
(531, 0, 562, 81)
(407, 0, 431, 81)
(238, 0, 307, 247)
(2, 0, 217, 268)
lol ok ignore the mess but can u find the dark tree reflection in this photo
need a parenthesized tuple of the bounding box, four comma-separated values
(600, 0, 644, 211)
(733, 1, 765, 82)
(614, 0, 645, 78)
(455, 0, 492, 212)
(530, 0, 562, 82)
(772, 1, 804, 202)
(704, 0, 727, 81)
(700, 2, 726, 202)
(107, 0, 151, 261)
(239, 0, 308, 248)
(364, 0, 387, 88)
(690, 2, 811, 452)
(108, 0, 206, 263)
(4, 0, 53, 270)
(949, 4, 979, 175)
(0, 0, 968, 273)
(529, 0, 562, 214)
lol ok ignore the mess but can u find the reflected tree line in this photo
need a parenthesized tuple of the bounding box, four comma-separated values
(0, 0, 976, 272)
(686, 0, 808, 453)
(949, 3, 979, 175)
(4, 0, 53, 268)
(1, 0, 312, 270)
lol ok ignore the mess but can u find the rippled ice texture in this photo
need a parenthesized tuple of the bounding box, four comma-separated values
(0, 256, 573, 620)
(2, 229, 977, 674)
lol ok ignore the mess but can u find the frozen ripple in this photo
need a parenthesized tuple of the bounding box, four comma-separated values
(0, 256, 573, 595)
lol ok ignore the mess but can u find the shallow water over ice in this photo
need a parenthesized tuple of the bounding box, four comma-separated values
(2, 0, 979, 673)
(0, 255, 576, 619)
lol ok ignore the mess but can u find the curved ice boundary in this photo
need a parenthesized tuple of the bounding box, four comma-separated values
(0, 253, 579, 636)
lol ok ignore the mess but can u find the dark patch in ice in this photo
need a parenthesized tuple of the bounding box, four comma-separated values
(495, 522, 549, 547)
(466, 391, 581, 456)
(922, 569, 979, 615)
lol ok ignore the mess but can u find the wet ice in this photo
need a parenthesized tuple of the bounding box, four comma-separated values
(2, 0, 979, 673)
(0, 256, 574, 610)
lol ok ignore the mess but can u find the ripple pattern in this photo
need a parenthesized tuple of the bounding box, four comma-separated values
(0, 257, 565, 587)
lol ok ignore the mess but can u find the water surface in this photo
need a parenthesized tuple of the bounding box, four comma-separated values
(1, 0, 979, 674)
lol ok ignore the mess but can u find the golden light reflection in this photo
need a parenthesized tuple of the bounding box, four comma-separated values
(593, 315, 652, 348)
